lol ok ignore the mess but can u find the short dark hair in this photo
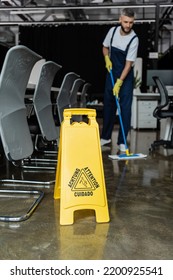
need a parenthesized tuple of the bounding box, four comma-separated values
(120, 8, 135, 18)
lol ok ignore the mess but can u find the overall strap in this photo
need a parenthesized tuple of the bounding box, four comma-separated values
(110, 26, 118, 47)
(125, 35, 137, 52)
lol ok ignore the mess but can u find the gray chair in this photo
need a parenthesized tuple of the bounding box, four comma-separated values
(0, 45, 41, 162)
(32, 61, 62, 153)
(80, 82, 91, 108)
(0, 45, 45, 222)
(56, 72, 80, 123)
(69, 78, 85, 108)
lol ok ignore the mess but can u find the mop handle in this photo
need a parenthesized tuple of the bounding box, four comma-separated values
(109, 70, 128, 151)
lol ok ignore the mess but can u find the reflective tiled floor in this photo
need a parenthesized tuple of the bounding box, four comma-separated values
(0, 120, 173, 260)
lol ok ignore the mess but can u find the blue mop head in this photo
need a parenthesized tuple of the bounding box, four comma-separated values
(108, 153, 147, 160)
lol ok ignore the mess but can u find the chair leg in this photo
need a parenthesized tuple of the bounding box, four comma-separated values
(0, 189, 44, 222)
(22, 158, 57, 170)
(34, 134, 58, 155)
(170, 128, 173, 146)
(150, 129, 173, 150)
(0, 178, 55, 187)
(163, 128, 173, 149)
(0, 158, 56, 187)
(150, 119, 173, 151)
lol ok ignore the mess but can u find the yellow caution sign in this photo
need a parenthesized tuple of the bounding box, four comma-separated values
(54, 108, 110, 225)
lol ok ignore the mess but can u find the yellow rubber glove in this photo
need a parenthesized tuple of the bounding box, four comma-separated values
(104, 55, 112, 72)
(113, 78, 123, 97)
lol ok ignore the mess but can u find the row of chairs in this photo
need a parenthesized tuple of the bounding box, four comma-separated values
(0, 45, 91, 222)
(28, 66, 90, 154)
(29, 67, 90, 152)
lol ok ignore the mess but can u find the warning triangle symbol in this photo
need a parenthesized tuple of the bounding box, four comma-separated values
(71, 169, 96, 191)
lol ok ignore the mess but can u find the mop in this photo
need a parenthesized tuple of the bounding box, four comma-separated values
(108, 69, 147, 160)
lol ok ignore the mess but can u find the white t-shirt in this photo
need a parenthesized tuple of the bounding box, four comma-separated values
(103, 26, 139, 62)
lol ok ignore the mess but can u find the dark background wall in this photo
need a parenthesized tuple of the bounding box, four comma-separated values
(17, 24, 150, 98)
(0, 43, 10, 70)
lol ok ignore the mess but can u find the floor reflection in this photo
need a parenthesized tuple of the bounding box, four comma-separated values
(0, 123, 173, 259)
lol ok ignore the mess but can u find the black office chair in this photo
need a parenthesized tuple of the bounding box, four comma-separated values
(150, 76, 173, 150)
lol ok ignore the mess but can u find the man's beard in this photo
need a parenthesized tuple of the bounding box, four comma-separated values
(121, 24, 132, 34)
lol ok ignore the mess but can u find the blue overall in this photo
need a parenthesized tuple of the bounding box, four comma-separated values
(101, 27, 137, 145)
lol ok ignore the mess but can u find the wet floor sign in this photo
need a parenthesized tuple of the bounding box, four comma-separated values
(54, 108, 110, 225)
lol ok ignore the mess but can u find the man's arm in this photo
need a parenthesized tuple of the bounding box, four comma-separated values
(103, 46, 109, 57)
(113, 61, 133, 97)
(119, 60, 134, 81)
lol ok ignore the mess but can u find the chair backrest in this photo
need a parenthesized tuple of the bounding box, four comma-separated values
(0, 45, 42, 161)
(80, 82, 91, 107)
(56, 72, 80, 123)
(28, 58, 46, 86)
(69, 78, 85, 108)
(33, 61, 62, 141)
(152, 76, 169, 119)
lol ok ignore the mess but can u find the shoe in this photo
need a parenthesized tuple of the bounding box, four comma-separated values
(119, 144, 126, 152)
(100, 138, 111, 146)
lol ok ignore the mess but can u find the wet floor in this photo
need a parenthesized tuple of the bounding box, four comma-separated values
(0, 121, 173, 260)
